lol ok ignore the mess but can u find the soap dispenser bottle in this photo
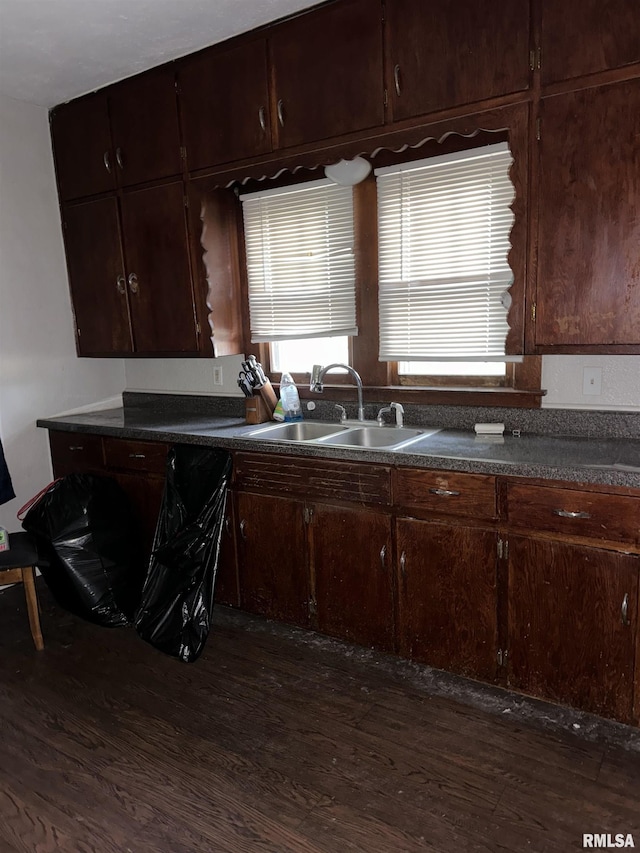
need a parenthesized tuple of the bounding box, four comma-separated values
(279, 372, 302, 422)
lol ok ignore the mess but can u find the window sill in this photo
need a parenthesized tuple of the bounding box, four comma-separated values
(297, 385, 546, 409)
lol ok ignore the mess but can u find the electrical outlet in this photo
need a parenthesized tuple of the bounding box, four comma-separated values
(213, 366, 223, 386)
(582, 367, 602, 396)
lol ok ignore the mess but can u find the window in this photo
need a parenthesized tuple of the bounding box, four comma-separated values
(376, 142, 515, 373)
(240, 179, 357, 357)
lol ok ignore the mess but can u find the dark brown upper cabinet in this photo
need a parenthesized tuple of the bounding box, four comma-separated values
(51, 93, 116, 201)
(108, 66, 183, 188)
(269, 0, 384, 149)
(62, 197, 133, 355)
(178, 38, 272, 171)
(51, 66, 182, 201)
(62, 182, 200, 356)
(119, 182, 199, 354)
(384, 0, 531, 123)
(535, 80, 640, 350)
(540, 0, 640, 87)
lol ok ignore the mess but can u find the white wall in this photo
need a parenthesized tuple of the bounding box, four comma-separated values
(542, 355, 640, 411)
(125, 354, 245, 397)
(0, 94, 125, 528)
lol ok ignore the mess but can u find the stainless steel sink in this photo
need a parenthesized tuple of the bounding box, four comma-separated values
(246, 421, 348, 441)
(317, 426, 437, 449)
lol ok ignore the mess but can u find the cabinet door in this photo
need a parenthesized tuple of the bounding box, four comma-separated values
(270, 0, 384, 149)
(111, 472, 165, 557)
(541, 0, 640, 85)
(385, 0, 530, 122)
(215, 499, 240, 608)
(51, 93, 116, 201)
(536, 81, 640, 348)
(120, 182, 199, 354)
(508, 536, 638, 723)
(62, 197, 133, 355)
(236, 492, 309, 626)
(108, 66, 182, 188)
(312, 504, 393, 651)
(396, 518, 498, 681)
(178, 39, 271, 170)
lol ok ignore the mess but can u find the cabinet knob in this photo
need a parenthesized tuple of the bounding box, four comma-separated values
(379, 544, 387, 571)
(277, 99, 285, 128)
(258, 106, 267, 133)
(400, 550, 406, 577)
(239, 519, 247, 540)
(103, 150, 112, 174)
(552, 509, 591, 519)
(128, 273, 139, 294)
(429, 487, 460, 497)
(393, 64, 402, 97)
(115, 147, 124, 170)
(116, 275, 126, 294)
(621, 593, 630, 626)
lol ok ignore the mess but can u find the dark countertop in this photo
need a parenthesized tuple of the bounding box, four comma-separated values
(37, 405, 640, 489)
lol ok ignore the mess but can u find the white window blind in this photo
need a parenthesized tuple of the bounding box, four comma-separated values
(241, 179, 357, 343)
(376, 142, 514, 362)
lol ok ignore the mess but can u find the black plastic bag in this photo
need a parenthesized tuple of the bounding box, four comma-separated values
(134, 445, 232, 663)
(21, 473, 146, 626)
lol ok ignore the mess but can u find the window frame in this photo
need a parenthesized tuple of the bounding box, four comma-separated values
(234, 104, 541, 406)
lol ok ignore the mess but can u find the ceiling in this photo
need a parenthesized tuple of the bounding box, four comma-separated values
(0, 0, 319, 108)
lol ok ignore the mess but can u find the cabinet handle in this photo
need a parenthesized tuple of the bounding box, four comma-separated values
(379, 544, 387, 571)
(68, 446, 84, 451)
(224, 517, 231, 536)
(239, 519, 247, 540)
(128, 453, 146, 459)
(400, 550, 406, 577)
(393, 64, 402, 96)
(258, 106, 266, 132)
(429, 488, 460, 497)
(128, 273, 139, 294)
(277, 99, 285, 127)
(115, 147, 124, 170)
(103, 150, 112, 174)
(621, 593, 630, 626)
(116, 275, 126, 294)
(552, 509, 591, 519)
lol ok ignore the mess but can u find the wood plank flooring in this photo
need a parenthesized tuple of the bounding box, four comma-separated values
(1, 582, 639, 853)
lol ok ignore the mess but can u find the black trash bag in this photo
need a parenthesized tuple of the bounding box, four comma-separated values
(134, 445, 232, 663)
(21, 473, 146, 626)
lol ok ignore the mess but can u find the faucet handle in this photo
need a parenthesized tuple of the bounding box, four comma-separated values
(334, 404, 347, 423)
(390, 402, 404, 427)
(310, 364, 324, 391)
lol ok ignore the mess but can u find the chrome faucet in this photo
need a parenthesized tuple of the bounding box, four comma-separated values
(377, 402, 404, 428)
(310, 363, 365, 421)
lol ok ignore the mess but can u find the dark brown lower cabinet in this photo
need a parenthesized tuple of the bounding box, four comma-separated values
(236, 491, 309, 627)
(215, 501, 240, 608)
(507, 536, 639, 723)
(395, 517, 498, 682)
(311, 503, 393, 651)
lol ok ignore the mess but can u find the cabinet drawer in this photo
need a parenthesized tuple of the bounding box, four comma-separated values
(49, 431, 104, 476)
(103, 437, 168, 475)
(393, 468, 497, 520)
(235, 453, 391, 506)
(507, 484, 640, 545)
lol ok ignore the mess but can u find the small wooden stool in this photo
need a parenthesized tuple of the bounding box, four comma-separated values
(0, 532, 46, 650)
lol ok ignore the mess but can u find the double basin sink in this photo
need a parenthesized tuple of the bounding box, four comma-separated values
(245, 420, 440, 450)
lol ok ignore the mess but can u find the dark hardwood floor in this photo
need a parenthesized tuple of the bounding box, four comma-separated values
(1, 582, 638, 853)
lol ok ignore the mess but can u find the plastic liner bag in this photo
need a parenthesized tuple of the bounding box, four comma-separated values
(135, 445, 232, 663)
(21, 474, 146, 626)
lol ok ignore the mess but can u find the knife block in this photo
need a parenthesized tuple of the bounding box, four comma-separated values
(245, 396, 272, 424)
